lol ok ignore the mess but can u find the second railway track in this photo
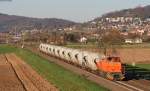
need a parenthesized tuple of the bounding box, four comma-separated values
(115, 81, 145, 91)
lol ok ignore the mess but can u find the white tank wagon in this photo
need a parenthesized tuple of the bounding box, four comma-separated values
(39, 43, 125, 80)
(81, 51, 102, 70)
(40, 44, 49, 53)
(49, 46, 54, 55)
(61, 48, 73, 62)
(69, 49, 81, 64)
(59, 47, 68, 60)
(54, 46, 61, 57)
(47, 45, 55, 55)
(39, 43, 105, 70)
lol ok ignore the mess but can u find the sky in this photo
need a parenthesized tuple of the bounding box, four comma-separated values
(0, 0, 150, 22)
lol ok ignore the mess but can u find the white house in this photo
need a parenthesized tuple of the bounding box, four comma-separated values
(125, 39, 133, 43)
(80, 37, 87, 43)
(125, 38, 142, 44)
(134, 38, 143, 43)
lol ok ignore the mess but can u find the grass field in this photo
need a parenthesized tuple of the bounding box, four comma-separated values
(0, 44, 108, 91)
(125, 64, 150, 80)
(136, 64, 150, 70)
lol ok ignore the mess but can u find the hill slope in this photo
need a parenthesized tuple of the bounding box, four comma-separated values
(93, 5, 150, 22)
(0, 13, 76, 32)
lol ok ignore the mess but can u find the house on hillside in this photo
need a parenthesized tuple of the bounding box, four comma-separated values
(0, 33, 9, 44)
(80, 37, 87, 43)
(125, 38, 142, 44)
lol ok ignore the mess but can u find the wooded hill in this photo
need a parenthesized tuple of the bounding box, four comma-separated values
(0, 13, 76, 32)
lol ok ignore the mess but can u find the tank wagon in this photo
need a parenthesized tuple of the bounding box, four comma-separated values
(39, 43, 125, 80)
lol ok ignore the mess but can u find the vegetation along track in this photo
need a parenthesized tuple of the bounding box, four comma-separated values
(26, 46, 149, 91)
(4, 53, 58, 91)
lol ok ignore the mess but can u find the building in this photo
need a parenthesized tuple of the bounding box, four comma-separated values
(0, 33, 9, 44)
(80, 37, 87, 43)
(125, 38, 142, 44)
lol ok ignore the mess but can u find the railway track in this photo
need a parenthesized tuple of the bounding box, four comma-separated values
(124, 80, 150, 91)
(115, 81, 144, 91)
(1, 53, 58, 91)
(26, 46, 149, 91)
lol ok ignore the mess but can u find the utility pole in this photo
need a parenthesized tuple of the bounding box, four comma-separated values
(14, 26, 18, 46)
(21, 31, 25, 48)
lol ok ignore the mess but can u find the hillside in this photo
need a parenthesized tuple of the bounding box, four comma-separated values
(1, 5, 150, 32)
(0, 13, 76, 32)
(93, 5, 150, 22)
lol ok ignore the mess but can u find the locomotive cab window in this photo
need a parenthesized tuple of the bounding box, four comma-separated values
(107, 57, 121, 62)
(107, 57, 112, 61)
(112, 57, 121, 62)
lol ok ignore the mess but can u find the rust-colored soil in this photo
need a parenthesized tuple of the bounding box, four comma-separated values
(0, 55, 25, 91)
(0, 54, 59, 91)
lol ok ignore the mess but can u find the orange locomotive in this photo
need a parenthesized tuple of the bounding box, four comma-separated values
(95, 56, 125, 80)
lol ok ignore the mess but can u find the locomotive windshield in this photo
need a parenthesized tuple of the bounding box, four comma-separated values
(107, 57, 121, 62)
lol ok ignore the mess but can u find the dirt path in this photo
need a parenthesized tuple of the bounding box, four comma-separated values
(0, 53, 58, 91)
(0, 55, 25, 91)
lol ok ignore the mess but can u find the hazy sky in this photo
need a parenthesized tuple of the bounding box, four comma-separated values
(0, 0, 150, 22)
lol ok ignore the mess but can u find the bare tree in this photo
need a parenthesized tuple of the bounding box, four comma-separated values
(98, 29, 124, 56)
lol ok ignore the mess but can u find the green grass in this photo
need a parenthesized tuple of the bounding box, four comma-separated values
(125, 64, 150, 80)
(0, 45, 18, 53)
(0, 44, 108, 91)
(125, 64, 150, 73)
(136, 64, 150, 70)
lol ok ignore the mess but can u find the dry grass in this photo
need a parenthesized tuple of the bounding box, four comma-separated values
(78, 48, 150, 64)
(116, 48, 150, 64)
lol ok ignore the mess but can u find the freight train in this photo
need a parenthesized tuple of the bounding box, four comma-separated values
(39, 43, 125, 80)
